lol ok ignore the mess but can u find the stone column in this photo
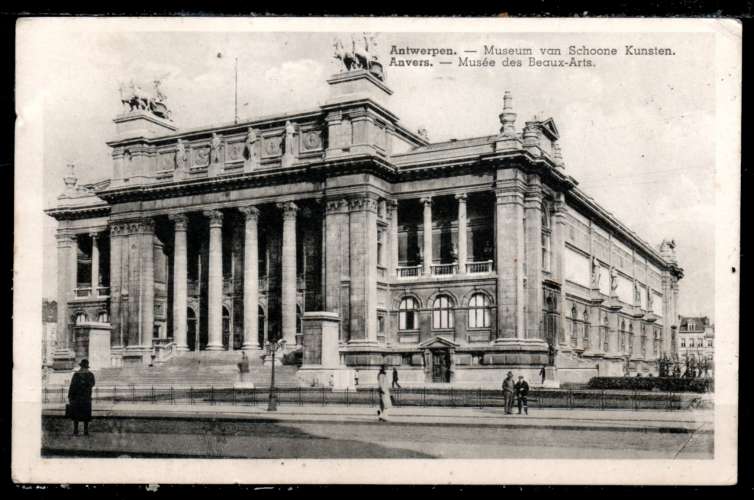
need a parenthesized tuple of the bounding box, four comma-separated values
(524, 180, 544, 340)
(552, 194, 568, 349)
(348, 196, 379, 344)
(240, 206, 260, 350)
(109, 224, 124, 347)
(387, 200, 399, 275)
(90, 232, 100, 296)
(494, 171, 526, 340)
(455, 194, 467, 275)
(140, 218, 155, 349)
(171, 214, 189, 351)
(205, 210, 224, 350)
(421, 197, 433, 275)
(53, 233, 76, 367)
(324, 199, 348, 314)
(279, 201, 298, 347)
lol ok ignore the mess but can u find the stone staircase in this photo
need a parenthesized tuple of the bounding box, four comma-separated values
(90, 350, 301, 388)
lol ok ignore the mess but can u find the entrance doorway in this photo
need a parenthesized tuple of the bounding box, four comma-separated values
(431, 349, 451, 383)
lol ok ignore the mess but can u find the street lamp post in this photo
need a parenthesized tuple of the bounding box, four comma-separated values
(267, 339, 286, 411)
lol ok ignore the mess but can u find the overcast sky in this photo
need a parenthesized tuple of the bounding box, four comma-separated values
(33, 22, 716, 319)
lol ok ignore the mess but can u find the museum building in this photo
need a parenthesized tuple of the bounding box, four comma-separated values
(46, 59, 684, 386)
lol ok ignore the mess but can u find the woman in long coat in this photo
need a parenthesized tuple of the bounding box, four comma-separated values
(377, 365, 392, 422)
(68, 359, 95, 436)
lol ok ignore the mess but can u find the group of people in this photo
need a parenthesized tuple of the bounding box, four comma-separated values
(501, 371, 530, 415)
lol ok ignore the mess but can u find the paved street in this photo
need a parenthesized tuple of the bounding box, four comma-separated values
(41, 404, 713, 459)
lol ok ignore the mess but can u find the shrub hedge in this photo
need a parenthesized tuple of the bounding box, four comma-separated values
(587, 376, 712, 393)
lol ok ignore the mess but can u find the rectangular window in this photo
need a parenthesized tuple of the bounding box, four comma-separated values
(681, 339, 686, 347)
(377, 228, 384, 267)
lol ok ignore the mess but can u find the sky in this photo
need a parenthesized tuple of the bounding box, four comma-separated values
(33, 22, 717, 319)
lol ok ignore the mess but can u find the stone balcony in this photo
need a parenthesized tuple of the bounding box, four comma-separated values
(395, 261, 495, 280)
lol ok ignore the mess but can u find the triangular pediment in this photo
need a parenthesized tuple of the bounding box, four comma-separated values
(539, 118, 559, 140)
(418, 336, 460, 349)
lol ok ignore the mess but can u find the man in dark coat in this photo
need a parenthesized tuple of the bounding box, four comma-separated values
(514, 375, 530, 415)
(502, 371, 515, 414)
(392, 367, 401, 389)
(68, 359, 95, 436)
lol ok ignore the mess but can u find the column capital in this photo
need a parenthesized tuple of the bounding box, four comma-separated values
(204, 209, 224, 227)
(239, 205, 260, 220)
(89, 231, 100, 240)
(277, 201, 298, 219)
(454, 193, 467, 202)
(326, 198, 350, 215)
(420, 196, 433, 206)
(348, 196, 378, 213)
(170, 213, 189, 231)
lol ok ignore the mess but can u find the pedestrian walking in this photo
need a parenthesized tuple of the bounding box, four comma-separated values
(377, 365, 392, 422)
(502, 371, 515, 415)
(392, 367, 401, 389)
(539, 365, 546, 385)
(67, 359, 95, 436)
(514, 375, 529, 415)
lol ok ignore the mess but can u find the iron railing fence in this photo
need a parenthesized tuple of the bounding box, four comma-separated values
(43, 386, 695, 411)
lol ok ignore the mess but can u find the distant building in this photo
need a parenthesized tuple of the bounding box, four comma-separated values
(677, 315, 714, 376)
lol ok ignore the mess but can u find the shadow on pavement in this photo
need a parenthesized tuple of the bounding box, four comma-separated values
(42, 415, 436, 459)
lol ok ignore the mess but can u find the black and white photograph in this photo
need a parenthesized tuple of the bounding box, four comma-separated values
(12, 17, 740, 484)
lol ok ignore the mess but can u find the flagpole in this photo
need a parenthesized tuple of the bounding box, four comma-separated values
(234, 57, 238, 124)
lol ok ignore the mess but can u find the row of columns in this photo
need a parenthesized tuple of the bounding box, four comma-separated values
(108, 202, 299, 353)
(418, 194, 469, 275)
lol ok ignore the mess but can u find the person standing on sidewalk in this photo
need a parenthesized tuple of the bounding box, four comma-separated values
(502, 371, 515, 415)
(67, 359, 95, 436)
(377, 365, 392, 422)
(392, 367, 401, 389)
(514, 375, 529, 415)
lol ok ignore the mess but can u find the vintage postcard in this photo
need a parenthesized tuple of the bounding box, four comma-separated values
(12, 17, 740, 484)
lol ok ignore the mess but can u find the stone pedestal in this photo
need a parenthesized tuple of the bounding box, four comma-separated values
(542, 366, 559, 388)
(51, 349, 76, 372)
(299, 311, 355, 390)
(87, 324, 112, 370)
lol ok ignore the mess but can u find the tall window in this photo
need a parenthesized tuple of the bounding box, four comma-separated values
(681, 338, 686, 348)
(628, 324, 634, 355)
(570, 305, 578, 345)
(74, 313, 87, 325)
(432, 295, 454, 329)
(97, 311, 109, 323)
(582, 309, 590, 349)
(377, 227, 385, 267)
(399, 297, 419, 330)
(620, 320, 627, 353)
(542, 207, 552, 272)
(602, 314, 609, 352)
(468, 293, 491, 328)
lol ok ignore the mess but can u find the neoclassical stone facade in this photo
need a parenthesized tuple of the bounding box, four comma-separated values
(47, 67, 683, 386)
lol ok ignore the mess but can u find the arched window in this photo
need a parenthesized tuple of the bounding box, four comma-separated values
(468, 293, 491, 329)
(75, 313, 87, 325)
(399, 297, 419, 330)
(432, 295, 454, 329)
(97, 311, 109, 323)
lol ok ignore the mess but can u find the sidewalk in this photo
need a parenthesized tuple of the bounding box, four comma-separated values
(42, 402, 713, 433)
